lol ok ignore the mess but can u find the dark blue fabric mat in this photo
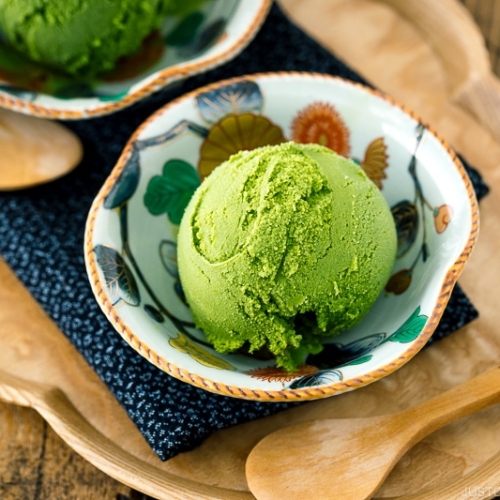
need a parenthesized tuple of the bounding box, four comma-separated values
(0, 2, 488, 460)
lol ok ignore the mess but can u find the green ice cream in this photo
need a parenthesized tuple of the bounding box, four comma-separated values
(161, 0, 209, 16)
(177, 142, 397, 371)
(0, 0, 166, 77)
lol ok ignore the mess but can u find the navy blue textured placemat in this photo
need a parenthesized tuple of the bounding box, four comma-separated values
(0, 2, 488, 460)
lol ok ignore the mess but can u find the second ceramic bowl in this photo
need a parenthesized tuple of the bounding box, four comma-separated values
(0, 0, 271, 119)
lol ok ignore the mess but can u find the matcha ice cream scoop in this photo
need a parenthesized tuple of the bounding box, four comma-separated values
(177, 142, 397, 371)
(0, 0, 166, 78)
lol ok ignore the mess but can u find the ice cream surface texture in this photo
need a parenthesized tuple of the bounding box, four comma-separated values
(0, 0, 166, 77)
(177, 142, 397, 371)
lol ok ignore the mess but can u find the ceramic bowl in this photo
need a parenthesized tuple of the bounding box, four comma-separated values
(0, 0, 271, 119)
(84, 72, 479, 401)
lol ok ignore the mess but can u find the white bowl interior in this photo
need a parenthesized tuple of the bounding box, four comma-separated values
(86, 73, 476, 398)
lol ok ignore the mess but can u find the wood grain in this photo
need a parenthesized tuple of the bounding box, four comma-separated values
(459, 0, 500, 76)
(2, 0, 500, 498)
(245, 366, 500, 500)
(0, 403, 130, 499)
(0, 258, 250, 500)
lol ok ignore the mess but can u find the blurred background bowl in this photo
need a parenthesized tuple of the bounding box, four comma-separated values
(0, 0, 271, 119)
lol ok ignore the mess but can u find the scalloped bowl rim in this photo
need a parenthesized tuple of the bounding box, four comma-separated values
(84, 72, 479, 401)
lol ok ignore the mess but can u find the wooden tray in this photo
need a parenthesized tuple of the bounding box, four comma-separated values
(2, 0, 500, 498)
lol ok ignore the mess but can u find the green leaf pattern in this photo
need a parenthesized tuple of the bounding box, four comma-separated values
(388, 306, 428, 343)
(94, 244, 140, 306)
(144, 159, 200, 224)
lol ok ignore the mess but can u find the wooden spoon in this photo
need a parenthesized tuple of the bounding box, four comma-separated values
(0, 107, 83, 190)
(246, 365, 500, 500)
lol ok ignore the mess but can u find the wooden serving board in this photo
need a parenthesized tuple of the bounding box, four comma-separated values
(2, 0, 500, 498)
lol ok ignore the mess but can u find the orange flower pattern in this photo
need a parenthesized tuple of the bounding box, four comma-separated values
(290, 101, 350, 157)
(360, 137, 389, 189)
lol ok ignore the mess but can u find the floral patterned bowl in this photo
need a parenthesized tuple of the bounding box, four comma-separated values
(84, 72, 479, 401)
(0, 0, 271, 119)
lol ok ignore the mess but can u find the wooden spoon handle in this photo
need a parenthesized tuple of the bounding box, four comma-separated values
(379, 0, 500, 143)
(402, 366, 500, 445)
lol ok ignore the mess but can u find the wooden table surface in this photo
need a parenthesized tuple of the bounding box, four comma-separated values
(2, 1, 500, 499)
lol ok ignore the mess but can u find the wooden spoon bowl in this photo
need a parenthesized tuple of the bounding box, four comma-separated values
(246, 365, 500, 500)
(0, 108, 82, 190)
